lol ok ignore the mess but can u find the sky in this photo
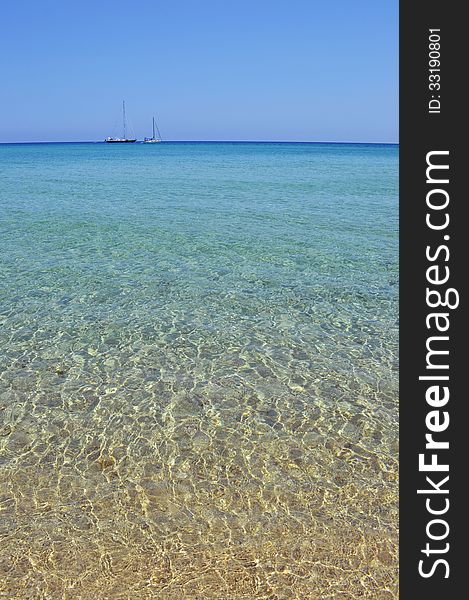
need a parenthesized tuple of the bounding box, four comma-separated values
(0, 1, 398, 143)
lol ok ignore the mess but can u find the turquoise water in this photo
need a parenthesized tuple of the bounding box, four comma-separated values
(0, 142, 398, 598)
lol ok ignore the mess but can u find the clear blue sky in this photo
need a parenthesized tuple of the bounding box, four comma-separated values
(0, 0, 398, 143)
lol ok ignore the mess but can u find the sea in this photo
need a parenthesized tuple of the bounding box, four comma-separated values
(0, 141, 398, 598)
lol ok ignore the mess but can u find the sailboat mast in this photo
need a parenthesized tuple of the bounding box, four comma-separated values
(123, 100, 127, 139)
(152, 117, 155, 139)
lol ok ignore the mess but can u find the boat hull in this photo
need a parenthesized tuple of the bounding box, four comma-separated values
(105, 139, 137, 143)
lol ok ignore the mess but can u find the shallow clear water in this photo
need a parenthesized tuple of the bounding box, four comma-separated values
(0, 142, 398, 598)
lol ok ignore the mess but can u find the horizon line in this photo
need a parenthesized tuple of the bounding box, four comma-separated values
(1, 139, 399, 146)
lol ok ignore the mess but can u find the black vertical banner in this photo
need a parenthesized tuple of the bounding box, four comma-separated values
(400, 2, 464, 597)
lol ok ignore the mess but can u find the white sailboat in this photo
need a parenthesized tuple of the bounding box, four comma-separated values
(143, 117, 162, 143)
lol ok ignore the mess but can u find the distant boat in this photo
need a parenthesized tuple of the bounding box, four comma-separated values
(105, 101, 137, 143)
(143, 117, 162, 143)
